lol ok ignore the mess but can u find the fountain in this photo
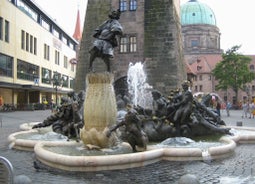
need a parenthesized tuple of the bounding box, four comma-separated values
(8, 61, 255, 172)
(7, 9, 255, 173)
(127, 62, 153, 109)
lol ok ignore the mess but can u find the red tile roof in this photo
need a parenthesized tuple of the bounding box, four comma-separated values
(185, 54, 255, 74)
(73, 9, 82, 41)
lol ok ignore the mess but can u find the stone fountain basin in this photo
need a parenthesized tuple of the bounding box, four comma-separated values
(8, 123, 67, 151)
(7, 124, 255, 172)
(34, 137, 235, 172)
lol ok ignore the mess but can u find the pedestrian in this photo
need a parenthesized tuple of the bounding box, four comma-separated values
(249, 101, 255, 119)
(226, 101, 231, 117)
(50, 99, 54, 112)
(242, 101, 249, 118)
(0, 96, 3, 107)
(42, 98, 48, 110)
(216, 99, 221, 117)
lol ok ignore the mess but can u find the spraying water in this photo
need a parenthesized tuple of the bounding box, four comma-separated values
(127, 62, 153, 108)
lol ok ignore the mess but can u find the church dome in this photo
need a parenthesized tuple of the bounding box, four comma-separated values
(181, 0, 216, 26)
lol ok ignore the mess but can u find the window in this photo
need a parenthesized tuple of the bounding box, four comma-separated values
(21, 30, 36, 55)
(62, 75, 69, 88)
(64, 56, 68, 68)
(0, 18, 10, 42)
(41, 19, 50, 31)
(199, 75, 202, 80)
(53, 28, 60, 38)
(69, 42, 75, 50)
(25, 32, 29, 51)
(120, 0, 127, 11)
(55, 50, 60, 65)
(17, 59, 39, 81)
(44, 44, 50, 60)
(4, 20, 9, 42)
(199, 85, 203, 91)
(52, 72, 62, 86)
(70, 77, 74, 89)
(191, 40, 198, 47)
(129, 36, 137, 52)
(197, 65, 202, 71)
(120, 37, 128, 53)
(130, 0, 137, 11)
(33, 37, 37, 55)
(30, 35, 33, 53)
(62, 36, 67, 45)
(120, 35, 137, 53)
(17, 0, 38, 21)
(21, 30, 25, 49)
(0, 17, 3, 40)
(41, 68, 51, 84)
(194, 86, 198, 92)
(252, 85, 255, 91)
(0, 53, 13, 77)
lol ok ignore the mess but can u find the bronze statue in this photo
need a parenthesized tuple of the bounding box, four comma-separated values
(89, 9, 123, 72)
(32, 91, 85, 141)
(107, 107, 148, 152)
(170, 81, 193, 136)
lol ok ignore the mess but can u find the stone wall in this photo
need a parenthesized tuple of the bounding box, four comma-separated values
(144, 0, 186, 94)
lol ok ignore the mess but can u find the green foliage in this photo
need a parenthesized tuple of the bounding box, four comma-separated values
(212, 45, 254, 98)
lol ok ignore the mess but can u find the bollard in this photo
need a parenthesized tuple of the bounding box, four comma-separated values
(236, 121, 243, 126)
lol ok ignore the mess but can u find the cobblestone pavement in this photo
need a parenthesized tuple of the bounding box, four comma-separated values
(0, 109, 255, 184)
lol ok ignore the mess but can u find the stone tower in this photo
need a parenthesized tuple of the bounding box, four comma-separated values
(143, 0, 186, 93)
(75, 0, 186, 95)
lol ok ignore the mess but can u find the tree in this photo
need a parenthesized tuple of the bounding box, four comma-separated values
(212, 45, 254, 104)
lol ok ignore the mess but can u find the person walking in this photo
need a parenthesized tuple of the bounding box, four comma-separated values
(226, 101, 231, 117)
(242, 101, 249, 118)
(216, 99, 221, 117)
(249, 101, 255, 119)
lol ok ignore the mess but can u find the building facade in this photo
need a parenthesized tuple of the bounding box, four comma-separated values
(0, 0, 78, 109)
(181, 0, 255, 106)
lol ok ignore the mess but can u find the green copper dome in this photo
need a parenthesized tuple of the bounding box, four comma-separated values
(181, 0, 216, 26)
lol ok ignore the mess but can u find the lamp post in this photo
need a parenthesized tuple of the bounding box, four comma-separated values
(52, 72, 63, 106)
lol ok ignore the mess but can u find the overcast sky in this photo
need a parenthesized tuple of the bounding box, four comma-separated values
(33, 0, 255, 55)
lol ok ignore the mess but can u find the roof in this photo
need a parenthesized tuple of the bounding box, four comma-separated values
(185, 54, 222, 74)
(185, 54, 255, 74)
(181, 0, 216, 26)
(73, 9, 82, 41)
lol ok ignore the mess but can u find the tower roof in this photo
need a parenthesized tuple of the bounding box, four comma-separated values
(181, 0, 216, 26)
(73, 9, 82, 41)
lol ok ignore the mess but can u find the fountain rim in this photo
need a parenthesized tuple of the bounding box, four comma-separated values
(33, 136, 237, 172)
(8, 125, 255, 172)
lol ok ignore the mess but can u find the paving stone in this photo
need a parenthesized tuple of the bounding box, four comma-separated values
(1, 110, 255, 183)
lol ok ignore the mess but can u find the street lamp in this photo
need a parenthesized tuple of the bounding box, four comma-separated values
(52, 71, 63, 106)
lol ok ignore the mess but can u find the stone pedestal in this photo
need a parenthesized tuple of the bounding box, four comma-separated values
(80, 73, 117, 148)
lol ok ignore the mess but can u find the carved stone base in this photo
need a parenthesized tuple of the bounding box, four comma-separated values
(81, 73, 117, 147)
